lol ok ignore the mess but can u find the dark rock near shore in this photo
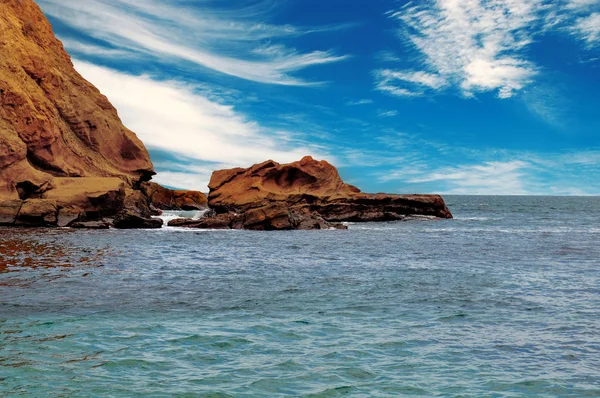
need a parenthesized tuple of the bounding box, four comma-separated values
(70, 220, 112, 229)
(168, 214, 236, 229)
(113, 209, 163, 229)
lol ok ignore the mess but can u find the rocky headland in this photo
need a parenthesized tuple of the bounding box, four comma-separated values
(1, 0, 451, 230)
(0, 0, 206, 228)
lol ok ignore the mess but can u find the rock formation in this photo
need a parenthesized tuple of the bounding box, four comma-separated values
(0, 0, 206, 228)
(0, 0, 154, 195)
(140, 182, 208, 211)
(0, 0, 447, 231)
(169, 156, 452, 230)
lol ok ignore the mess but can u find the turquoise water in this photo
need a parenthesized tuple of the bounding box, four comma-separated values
(1, 196, 600, 397)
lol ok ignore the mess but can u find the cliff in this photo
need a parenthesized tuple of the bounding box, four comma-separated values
(0, 0, 208, 228)
(0, 0, 154, 199)
(0, 0, 155, 199)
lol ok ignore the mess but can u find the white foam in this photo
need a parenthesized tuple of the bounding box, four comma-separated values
(157, 209, 210, 227)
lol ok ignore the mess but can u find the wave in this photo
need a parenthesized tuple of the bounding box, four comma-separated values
(156, 209, 210, 226)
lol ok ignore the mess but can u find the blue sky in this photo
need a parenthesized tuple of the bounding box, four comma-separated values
(37, 0, 600, 194)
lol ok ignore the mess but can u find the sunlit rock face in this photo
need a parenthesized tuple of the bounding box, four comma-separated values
(0, 0, 154, 200)
(0, 0, 168, 228)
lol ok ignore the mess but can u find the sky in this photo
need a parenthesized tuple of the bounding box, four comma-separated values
(37, 0, 600, 195)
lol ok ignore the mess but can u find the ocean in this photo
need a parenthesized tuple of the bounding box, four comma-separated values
(1, 196, 599, 397)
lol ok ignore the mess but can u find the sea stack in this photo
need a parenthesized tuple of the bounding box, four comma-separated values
(169, 156, 453, 230)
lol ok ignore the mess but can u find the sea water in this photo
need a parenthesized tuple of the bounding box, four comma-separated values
(1, 196, 599, 397)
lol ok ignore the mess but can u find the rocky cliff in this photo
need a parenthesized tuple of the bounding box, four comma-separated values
(169, 156, 452, 230)
(0, 0, 155, 200)
(0, 0, 208, 228)
(0, 0, 446, 230)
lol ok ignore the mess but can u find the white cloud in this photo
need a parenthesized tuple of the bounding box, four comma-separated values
(573, 12, 600, 45)
(567, 0, 600, 10)
(38, 0, 348, 85)
(407, 161, 530, 195)
(379, 0, 548, 98)
(74, 61, 329, 190)
(375, 70, 447, 97)
(346, 99, 374, 106)
(523, 84, 571, 128)
(378, 109, 399, 117)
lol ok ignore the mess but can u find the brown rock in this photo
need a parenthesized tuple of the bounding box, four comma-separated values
(140, 182, 207, 210)
(0, 199, 22, 224)
(44, 177, 126, 217)
(205, 157, 452, 230)
(208, 156, 360, 211)
(113, 209, 163, 229)
(168, 214, 235, 229)
(172, 190, 208, 210)
(14, 199, 58, 226)
(0, 0, 155, 222)
(70, 220, 112, 229)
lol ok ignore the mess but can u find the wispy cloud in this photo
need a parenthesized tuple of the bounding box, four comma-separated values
(376, 70, 448, 97)
(377, 0, 600, 99)
(38, 0, 349, 85)
(567, 0, 600, 10)
(378, 109, 399, 117)
(572, 12, 600, 46)
(375, 146, 600, 195)
(407, 161, 530, 195)
(523, 83, 572, 128)
(73, 61, 330, 190)
(346, 99, 374, 106)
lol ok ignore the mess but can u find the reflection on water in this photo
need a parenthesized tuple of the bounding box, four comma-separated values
(0, 228, 106, 274)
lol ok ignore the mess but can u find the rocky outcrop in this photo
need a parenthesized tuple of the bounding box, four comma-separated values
(140, 182, 208, 211)
(112, 188, 163, 229)
(0, 181, 162, 228)
(113, 209, 163, 229)
(171, 156, 452, 230)
(0, 0, 452, 231)
(0, 0, 165, 228)
(0, 0, 154, 200)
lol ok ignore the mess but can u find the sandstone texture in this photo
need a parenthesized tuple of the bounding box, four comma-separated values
(141, 182, 208, 211)
(171, 156, 452, 230)
(0, 0, 154, 200)
(0, 0, 167, 228)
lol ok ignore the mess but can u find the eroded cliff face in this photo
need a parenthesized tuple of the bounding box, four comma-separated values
(0, 0, 154, 202)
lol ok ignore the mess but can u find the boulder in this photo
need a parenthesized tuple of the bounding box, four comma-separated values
(0, 200, 22, 225)
(113, 209, 163, 229)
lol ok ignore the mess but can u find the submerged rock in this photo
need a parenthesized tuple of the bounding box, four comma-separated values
(176, 156, 451, 230)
